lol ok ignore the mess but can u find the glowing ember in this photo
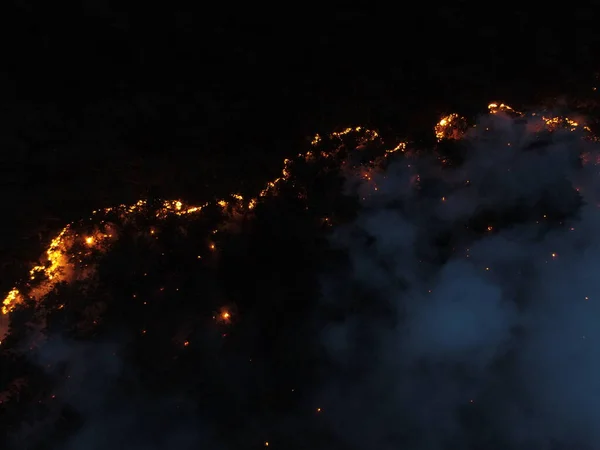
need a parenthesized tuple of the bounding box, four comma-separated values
(488, 102, 521, 115)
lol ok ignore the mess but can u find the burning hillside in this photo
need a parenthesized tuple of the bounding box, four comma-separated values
(0, 102, 598, 449)
(0, 125, 405, 321)
(4, 103, 591, 319)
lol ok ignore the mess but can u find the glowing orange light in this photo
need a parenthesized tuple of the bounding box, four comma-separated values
(2, 102, 595, 325)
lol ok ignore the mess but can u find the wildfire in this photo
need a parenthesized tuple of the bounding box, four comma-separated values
(488, 102, 522, 115)
(2, 289, 23, 315)
(435, 113, 467, 141)
(541, 116, 591, 133)
(0, 102, 593, 317)
(488, 102, 592, 134)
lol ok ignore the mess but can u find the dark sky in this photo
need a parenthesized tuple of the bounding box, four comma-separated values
(1, 13, 598, 165)
(1, 6, 599, 208)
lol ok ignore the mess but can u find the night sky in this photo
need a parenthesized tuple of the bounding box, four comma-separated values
(2, 5, 600, 450)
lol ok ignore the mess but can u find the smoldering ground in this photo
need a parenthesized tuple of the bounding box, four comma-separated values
(318, 112, 600, 449)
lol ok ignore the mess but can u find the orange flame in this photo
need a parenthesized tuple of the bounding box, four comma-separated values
(1, 102, 592, 316)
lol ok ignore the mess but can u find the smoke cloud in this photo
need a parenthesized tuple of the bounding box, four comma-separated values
(318, 112, 600, 449)
(9, 333, 222, 450)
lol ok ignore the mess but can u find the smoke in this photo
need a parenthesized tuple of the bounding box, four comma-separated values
(11, 334, 222, 450)
(318, 112, 600, 449)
